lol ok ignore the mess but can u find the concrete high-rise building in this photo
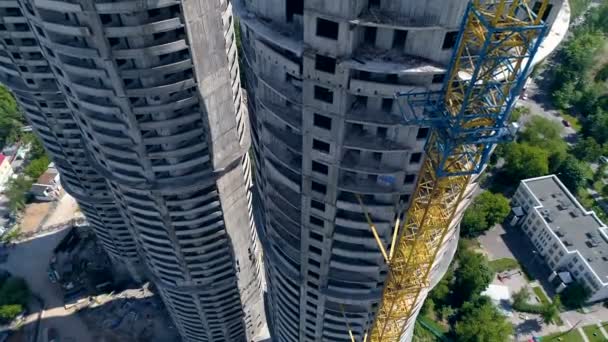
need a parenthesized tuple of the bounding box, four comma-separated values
(0, 0, 143, 281)
(0, 1, 266, 341)
(234, 0, 569, 341)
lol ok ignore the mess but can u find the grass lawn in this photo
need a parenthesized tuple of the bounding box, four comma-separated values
(532, 286, 550, 305)
(542, 329, 585, 342)
(489, 258, 520, 273)
(560, 112, 582, 132)
(582, 324, 607, 342)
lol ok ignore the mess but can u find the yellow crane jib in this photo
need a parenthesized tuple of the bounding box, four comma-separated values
(353, 1, 551, 341)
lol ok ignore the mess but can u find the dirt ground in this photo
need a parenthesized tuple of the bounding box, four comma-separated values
(43, 193, 80, 228)
(20, 202, 52, 234)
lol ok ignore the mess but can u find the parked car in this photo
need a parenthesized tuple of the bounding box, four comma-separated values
(561, 119, 570, 127)
(600, 156, 608, 164)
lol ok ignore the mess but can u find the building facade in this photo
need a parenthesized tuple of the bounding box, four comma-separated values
(1, 1, 266, 341)
(0, 0, 143, 280)
(513, 175, 608, 303)
(234, 0, 569, 341)
(0, 154, 13, 191)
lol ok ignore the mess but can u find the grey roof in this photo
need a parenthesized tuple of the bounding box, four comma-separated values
(523, 175, 608, 283)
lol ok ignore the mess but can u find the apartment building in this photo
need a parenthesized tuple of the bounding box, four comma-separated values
(0, 0, 266, 341)
(234, 0, 569, 341)
(513, 175, 608, 303)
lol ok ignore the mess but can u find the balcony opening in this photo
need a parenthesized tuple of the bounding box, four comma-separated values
(533, 2, 553, 22)
(392, 29, 408, 49)
(311, 181, 327, 194)
(312, 161, 329, 175)
(315, 54, 336, 74)
(432, 74, 445, 84)
(311, 199, 326, 212)
(442, 31, 459, 50)
(364, 26, 377, 45)
(410, 152, 422, 163)
(313, 113, 332, 130)
(381, 98, 393, 113)
(372, 152, 382, 162)
(314, 85, 334, 104)
(368, 0, 380, 9)
(377, 127, 387, 138)
(404, 174, 416, 184)
(286, 0, 303, 22)
(416, 127, 430, 140)
(312, 139, 330, 154)
(316, 18, 339, 40)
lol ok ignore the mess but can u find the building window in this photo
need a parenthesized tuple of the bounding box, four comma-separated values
(313, 139, 330, 154)
(286, 0, 304, 22)
(310, 215, 324, 227)
(316, 18, 339, 40)
(416, 127, 430, 140)
(311, 181, 327, 194)
(404, 174, 416, 184)
(533, 1, 553, 21)
(392, 29, 408, 49)
(311, 200, 325, 212)
(432, 74, 445, 84)
(368, 0, 380, 8)
(315, 54, 336, 74)
(377, 127, 387, 138)
(313, 113, 332, 130)
(312, 161, 329, 175)
(314, 85, 334, 104)
(443, 31, 459, 50)
(310, 231, 323, 242)
(364, 26, 377, 45)
(410, 152, 422, 163)
(381, 98, 393, 113)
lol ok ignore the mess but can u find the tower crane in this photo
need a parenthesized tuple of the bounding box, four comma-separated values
(353, 0, 551, 340)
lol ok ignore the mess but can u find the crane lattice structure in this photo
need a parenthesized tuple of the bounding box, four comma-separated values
(355, 1, 551, 341)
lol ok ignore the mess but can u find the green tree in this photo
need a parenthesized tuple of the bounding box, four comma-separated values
(541, 296, 561, 325)
(587, 109, 608, 144)
(461, 210, 488, 237)
(22, 133, 46, 160)
(571, 137, 603, 162)
(454, 296, 513, 342)
(453, 249, 495, 304)
(512, 287, 530, 307)
(0, 277, 30, 306)
(553, 81, 581, 109)
(24, 156, 50, 180)
(556, 155, 590, 193)
(519, 117, 564, 147)
(0, 86, 21, 148)
(5, 176, 33, 213)
(503, 143, 549, 180)
(594, 163, 607, 183)
(461, 192, 510, 237)
(0, 304, 23, 324)
(429, 269, 453, 307)
(561, 282, 591, 309)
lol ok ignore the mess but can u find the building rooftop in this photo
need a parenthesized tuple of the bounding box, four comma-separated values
(522, 175, 608, 283)
(36, 167, 58, 186)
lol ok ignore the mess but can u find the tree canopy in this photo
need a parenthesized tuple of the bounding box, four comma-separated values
(555, 155, 591, 193)
(461, 191, 510, 237)
(454, 296, 513, 342)
(561, 282, 591, 309)
(453, 249, 495, 305)
(503, 143, 549, 180)
(0, 86, 21, 149)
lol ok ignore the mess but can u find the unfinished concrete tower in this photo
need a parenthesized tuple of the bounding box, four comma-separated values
(234, 0, 568, 340)
(0, 0, 143, 282)
(1, 0, 267, 341)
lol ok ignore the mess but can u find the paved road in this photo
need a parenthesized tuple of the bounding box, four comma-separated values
(1, 228, 93, 342)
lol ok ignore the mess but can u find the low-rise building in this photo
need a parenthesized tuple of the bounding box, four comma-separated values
(0, 154, 13, 192)
(30, 165, 60, 201)
(512, 175, 608, 303)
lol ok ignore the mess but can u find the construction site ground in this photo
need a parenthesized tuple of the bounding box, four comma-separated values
(19, 202, 52, 234)
(43, 193, 79, 228)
